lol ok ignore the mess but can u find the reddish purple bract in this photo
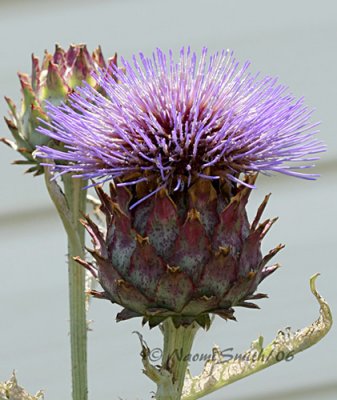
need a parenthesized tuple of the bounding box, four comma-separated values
(79, 176, 282, 327)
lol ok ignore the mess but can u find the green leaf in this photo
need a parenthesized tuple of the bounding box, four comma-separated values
(182, 274, 332, 400)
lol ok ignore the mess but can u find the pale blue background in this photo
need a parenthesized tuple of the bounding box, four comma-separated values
(0, 1, 336, 399)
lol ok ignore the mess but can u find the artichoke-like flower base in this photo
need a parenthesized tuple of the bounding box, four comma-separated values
(78, 175, 282, 328)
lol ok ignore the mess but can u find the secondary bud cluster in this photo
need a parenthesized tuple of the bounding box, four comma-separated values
(3, 44, 117, 175)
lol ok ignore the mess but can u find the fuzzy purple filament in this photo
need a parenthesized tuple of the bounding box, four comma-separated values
(37, 47, 325, 199)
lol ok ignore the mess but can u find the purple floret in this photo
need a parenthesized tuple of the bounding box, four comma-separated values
(37, 47, 325, 199)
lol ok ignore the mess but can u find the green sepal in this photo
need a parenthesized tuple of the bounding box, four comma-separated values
(3, 116, 30, 150)
(40, 61, 69, 105)
(19, 73, 39, 115)
(194, 314, 212, 330)
(26, 105, 49, 147)
(68, 46, 96, 89)
(31, 54, 41, 92)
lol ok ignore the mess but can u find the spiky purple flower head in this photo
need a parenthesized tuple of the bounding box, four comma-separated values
(37, 47, 325, 206)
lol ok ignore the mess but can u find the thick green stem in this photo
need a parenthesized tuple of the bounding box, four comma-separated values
(44, 168, 88, 400)
(156, 319, 199, 400)
(63, 175, 88, 400)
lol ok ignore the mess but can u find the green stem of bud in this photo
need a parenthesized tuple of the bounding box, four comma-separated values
(63, 175, 88, 400)
(44, 167, 88, 400)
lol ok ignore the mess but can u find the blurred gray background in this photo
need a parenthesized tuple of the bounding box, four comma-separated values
(0, 0, 336, 399)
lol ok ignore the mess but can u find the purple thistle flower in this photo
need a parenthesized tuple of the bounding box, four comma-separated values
(37, 47, 325, 204)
